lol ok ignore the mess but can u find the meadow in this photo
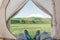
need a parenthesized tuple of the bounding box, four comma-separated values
(10, 24, 51, 38)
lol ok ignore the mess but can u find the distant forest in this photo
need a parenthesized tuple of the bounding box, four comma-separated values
(11, 17, 51, 24)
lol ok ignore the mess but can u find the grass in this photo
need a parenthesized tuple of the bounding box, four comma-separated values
(10, 24, 51, 38)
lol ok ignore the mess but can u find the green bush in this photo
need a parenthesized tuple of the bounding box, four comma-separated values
(11, 20, 20, 24)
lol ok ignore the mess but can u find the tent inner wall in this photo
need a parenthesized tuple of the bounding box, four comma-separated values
(0, 0, 16, 40)
(32, 0, 60, 39)
(0, 0, 60, 40)
(52, 0, 60, 39)
(0, 0, 28, 40)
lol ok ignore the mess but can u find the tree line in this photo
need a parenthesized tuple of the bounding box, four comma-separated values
(11, 17, 51, 24)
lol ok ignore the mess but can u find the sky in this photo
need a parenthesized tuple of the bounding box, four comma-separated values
(14, 0, 51, 18)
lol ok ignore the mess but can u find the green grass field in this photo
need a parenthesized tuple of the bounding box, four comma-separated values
(10, 24, 51, 38)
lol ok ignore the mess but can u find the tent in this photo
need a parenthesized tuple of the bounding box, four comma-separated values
(0, 0, 60, 40)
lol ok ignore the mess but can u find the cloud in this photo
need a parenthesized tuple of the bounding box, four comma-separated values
(27, 13, 51, 18)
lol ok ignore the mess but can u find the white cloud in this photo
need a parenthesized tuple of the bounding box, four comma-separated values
(27, 13, 51, 18)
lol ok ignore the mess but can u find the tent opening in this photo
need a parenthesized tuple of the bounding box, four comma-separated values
(10, 0, 51, 38)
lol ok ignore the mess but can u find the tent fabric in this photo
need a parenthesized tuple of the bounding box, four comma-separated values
(6, 0, 28, 33)
(32, 0, 53, 17)
(6, 0, 28, 21)
(52, 0, 60, 39)
(0, 0, 16, 39)
(0, 0, 60, 39)
(0, 0, 3, 7)
(32, 0, 60, 39)
(0, 0, 28, 39)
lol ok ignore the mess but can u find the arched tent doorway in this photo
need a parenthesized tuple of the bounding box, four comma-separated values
(6, 0, 53, 31)
(0, 0, 53, 40)
(7, 0, 52, 39)
(10, 0, 51, 37)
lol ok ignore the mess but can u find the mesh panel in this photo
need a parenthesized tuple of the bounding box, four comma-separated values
(6, 0, 28, 21)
